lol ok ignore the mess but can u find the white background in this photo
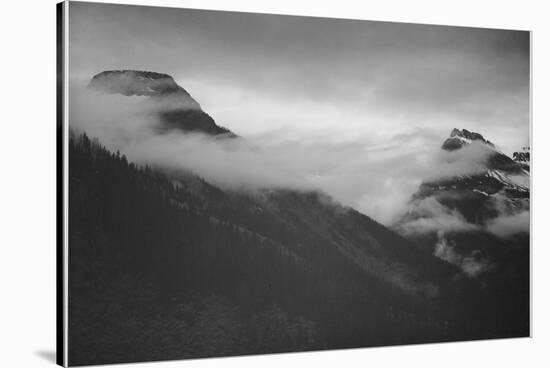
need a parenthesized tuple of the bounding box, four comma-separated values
(0, 0, 549, 367)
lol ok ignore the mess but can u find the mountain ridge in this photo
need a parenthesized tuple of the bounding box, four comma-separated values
(67, 69, 530, 364)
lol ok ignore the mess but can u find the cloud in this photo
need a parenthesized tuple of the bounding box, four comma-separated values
(68, 2, 530, 156)
(486, 210, 530, 238)
(398, 181, 530, 243)
(433, 233, 493, 278)
(71, 81, 502, 225)
(397, 197, 479, 236)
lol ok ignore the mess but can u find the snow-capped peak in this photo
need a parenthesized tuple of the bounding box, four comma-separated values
(442, 128, 495, 151)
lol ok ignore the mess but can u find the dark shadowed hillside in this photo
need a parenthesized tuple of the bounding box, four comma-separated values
(68, 131, 528, 366)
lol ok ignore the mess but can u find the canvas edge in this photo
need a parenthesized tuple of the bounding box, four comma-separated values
(56, 1, 69, 367)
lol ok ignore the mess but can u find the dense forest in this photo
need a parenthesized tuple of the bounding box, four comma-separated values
(68, 132, 529, 366)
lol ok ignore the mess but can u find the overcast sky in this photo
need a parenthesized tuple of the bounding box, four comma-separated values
(68, 2, 530, 223)
(69, 1, 530, 153)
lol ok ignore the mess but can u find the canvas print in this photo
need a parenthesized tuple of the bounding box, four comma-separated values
(57, 1, 531, 366)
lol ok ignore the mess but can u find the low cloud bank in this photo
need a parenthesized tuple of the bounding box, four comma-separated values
(486, 211, 530, 238)
(398, 197, 479, 236)
(69, 81, 522, 227)
(399, 180, 529, 277)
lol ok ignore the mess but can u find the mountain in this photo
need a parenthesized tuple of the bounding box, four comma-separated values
(88, 70, 235, 136)
(442, 128, 496, 151)
(68, 75, 530, 365)
(393, 128, 529, 342)
(397, 128, 529, 234)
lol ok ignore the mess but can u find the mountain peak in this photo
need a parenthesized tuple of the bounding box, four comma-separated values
(87, 70, 235, 137)
(440, 128, 525, 174)
(88, 70, 189, 97)
(442, 128, 495, 151)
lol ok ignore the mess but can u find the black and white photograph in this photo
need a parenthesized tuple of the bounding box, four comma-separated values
(54, 1, 535, 366)
(57, 1, 533, 366)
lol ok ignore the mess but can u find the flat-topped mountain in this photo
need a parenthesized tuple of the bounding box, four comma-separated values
(89, 70, 189, 96)
(88, 70, 235, 137)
